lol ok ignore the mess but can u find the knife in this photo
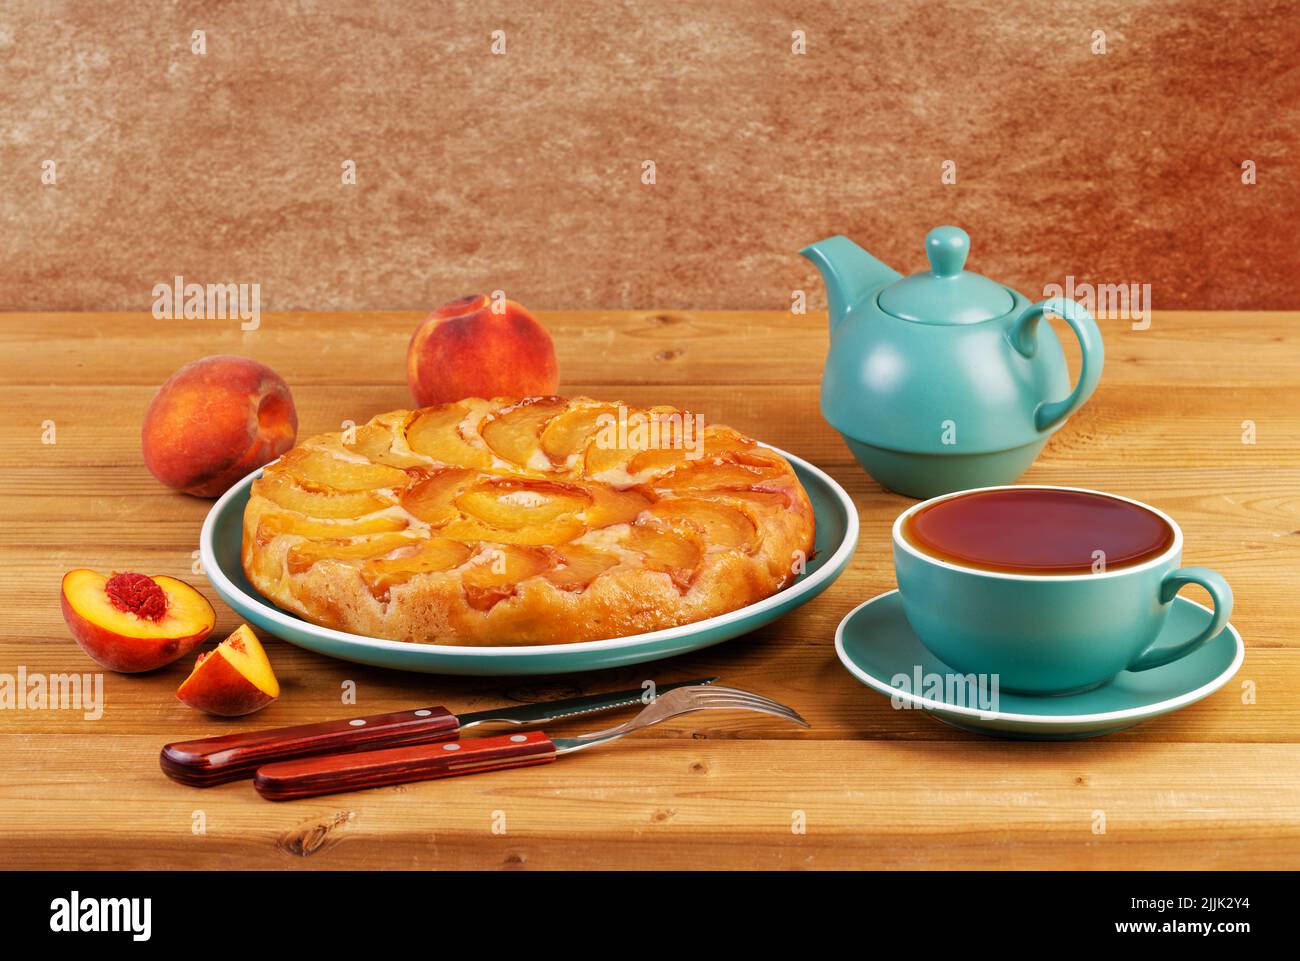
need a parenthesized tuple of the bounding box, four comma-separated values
(253, 684, 806, 801)
(159, 677, 718, 787)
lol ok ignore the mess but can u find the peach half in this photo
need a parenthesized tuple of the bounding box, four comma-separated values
(407, 294, 559, 406)
(142, 355, 298, 497)
(177, 624, 280, 717)
(60, 569, 216, 673)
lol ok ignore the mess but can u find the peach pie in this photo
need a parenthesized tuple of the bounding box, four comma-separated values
(241, 397, 816, 645)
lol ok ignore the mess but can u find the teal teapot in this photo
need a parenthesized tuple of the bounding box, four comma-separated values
(802, 226, 1104, 498)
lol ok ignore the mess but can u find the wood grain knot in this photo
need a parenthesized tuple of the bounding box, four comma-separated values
(689, 760, 709, 775)
(502, 850, 528, 869)
(652, 808, 676, 823)
(655, 348, 684, 362)
(277, 810, 356, 858)
(652, 313, 684, 326)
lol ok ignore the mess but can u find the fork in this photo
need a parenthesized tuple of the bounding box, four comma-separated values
(253, 685, 807, 801)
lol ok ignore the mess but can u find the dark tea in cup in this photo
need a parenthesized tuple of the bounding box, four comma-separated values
(901, 487, 1175, 576)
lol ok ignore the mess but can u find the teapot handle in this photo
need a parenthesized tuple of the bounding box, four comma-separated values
(1010, 297, 1104, 432)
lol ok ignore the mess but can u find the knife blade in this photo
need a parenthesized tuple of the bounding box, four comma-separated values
(160, 676, 718, 787)
(457, 676, 718, 729)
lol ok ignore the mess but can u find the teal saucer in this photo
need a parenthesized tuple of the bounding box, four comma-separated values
(835, 590, 1243, 739)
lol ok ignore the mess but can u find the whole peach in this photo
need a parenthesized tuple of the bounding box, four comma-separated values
(142, 355, 298, 497)
(407, 294, 559, 406)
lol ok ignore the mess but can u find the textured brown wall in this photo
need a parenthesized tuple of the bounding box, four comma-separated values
(1, 0, 1297, 312)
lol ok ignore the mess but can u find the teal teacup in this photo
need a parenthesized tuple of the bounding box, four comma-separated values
(891, 486, 1233, 694)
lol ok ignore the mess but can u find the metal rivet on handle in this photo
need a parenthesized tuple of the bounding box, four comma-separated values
(510, 735, 527, 743)
(414, 710, 432, 716)
(349, 719, 366, 727)
(442, 743, 461, 751)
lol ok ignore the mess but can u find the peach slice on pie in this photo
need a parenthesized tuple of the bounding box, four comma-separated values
(544, 543, 619, 592)
(651, 454, 782, 494)
(647, 498, 760, 552)
(399, 468, 480, 526)
(176, 624, 280, 717)
(580, 483, 653, 528)
(440, 515, 585, 546)
(622, 524, 703, 590)
(254, 512, 407, 546)
(343, 424, 393, 459)
(728, 448, 789, 472)
(582, 424, 650, 478)
(481, 397, 568, 467)
(341, 423, 430, 468)
(689, 487, 796, 512)
(461, 546, 554, 611)
(405, 403, 492, 468)
(254, 471, 396, 518)
(580, 405, 690, 478)
(286, 532, 420, 574)
(456, 478, 591, 530)
(540, 403, 620, 462)
(626, 425, 755, 475)
(360, 537, 474, 600)
(278, 448, 409, 491)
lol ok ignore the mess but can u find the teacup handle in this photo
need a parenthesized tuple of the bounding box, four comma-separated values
(1010, 297, 1104, 432)
(1126, 567, 1234, 673)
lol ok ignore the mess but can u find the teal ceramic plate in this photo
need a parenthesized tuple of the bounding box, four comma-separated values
(200, 446, 858, 675)
(835, 590, 1243, 739)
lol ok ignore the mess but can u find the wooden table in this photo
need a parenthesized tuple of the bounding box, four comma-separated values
(2, 309, 1298, 869)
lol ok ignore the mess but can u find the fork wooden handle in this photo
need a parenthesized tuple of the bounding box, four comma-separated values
(254, 730, 557, 801)
(160, 706, 461, 787)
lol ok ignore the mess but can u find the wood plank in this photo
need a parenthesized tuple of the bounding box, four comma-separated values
(3, 383, 1299, 469)
(2, 738, 1297, 869)
(3, 310, 1298, 387)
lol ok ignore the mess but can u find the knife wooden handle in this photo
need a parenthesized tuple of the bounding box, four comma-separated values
(160, 706, 461, 786)
(254, 730, 557, 801)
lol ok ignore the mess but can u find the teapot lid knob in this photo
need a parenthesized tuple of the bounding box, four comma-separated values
(926, 226, 969, 277)
(880, 224, 1012, 324)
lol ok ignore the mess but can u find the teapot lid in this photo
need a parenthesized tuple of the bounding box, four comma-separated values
(878, 226, 1014, 324)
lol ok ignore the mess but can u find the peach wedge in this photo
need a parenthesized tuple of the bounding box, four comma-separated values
(177, 624, 280, 717)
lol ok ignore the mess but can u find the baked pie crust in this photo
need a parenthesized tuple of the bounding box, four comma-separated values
(241, 397, 816, 646)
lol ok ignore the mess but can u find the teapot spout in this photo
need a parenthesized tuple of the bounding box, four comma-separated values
(801, 236, 902, 334)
